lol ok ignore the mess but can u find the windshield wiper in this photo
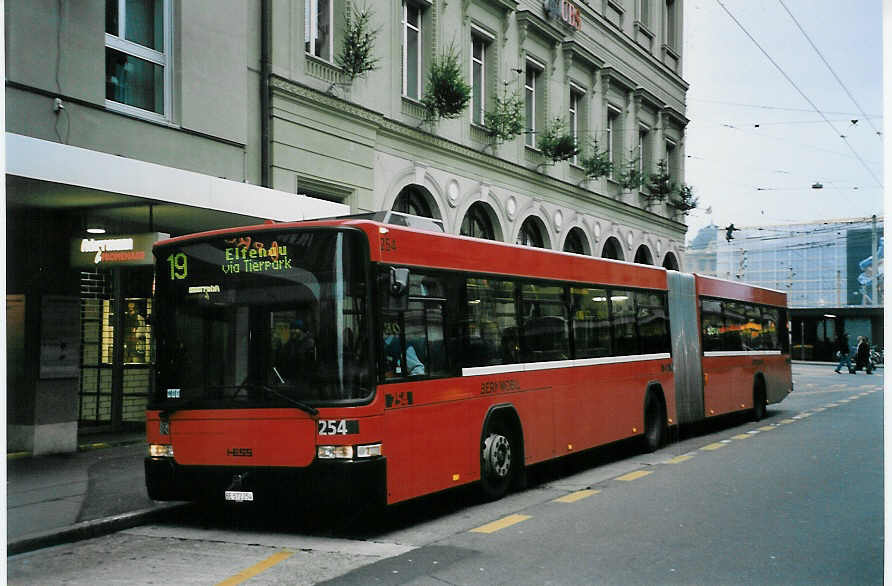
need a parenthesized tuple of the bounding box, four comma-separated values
(239, 382, 319, 417)
(260, 384, 319, 416)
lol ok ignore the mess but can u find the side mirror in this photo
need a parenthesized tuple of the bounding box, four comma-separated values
(386, 267, 409, 311)
(390, 267, 409, 297)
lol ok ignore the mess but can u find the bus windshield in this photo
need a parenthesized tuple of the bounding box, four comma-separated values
(152, 228, 371, 408)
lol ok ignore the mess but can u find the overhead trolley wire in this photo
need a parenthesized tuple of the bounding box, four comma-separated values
(714, 0, 883, 189)
(776, 0, 882, 139)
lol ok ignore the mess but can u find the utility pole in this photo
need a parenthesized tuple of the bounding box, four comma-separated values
(871, 214, 878, 306)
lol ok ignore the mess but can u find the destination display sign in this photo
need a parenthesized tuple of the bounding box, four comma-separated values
(163, 234, 301, 283)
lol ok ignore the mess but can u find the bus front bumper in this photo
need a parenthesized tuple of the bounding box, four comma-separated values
(145, 456, 386, 507)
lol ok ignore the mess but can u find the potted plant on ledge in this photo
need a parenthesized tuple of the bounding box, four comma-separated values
(579, 139, 614, 182)
(421, 45, 472, 124)
(330, 4, 379, 94)
(537, 117, 578, 166)
(483, 85, 524, 146)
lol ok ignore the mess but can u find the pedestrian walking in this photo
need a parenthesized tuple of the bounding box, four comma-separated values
(854, 336, 873, 374)
(834, 331, 853, 374)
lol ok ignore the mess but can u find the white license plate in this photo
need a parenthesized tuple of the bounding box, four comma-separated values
(224, 490, 254, 502)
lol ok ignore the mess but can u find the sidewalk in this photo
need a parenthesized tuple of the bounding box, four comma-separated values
(7, 432, 184, 555)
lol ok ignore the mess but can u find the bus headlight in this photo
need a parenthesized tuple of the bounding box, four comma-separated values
(317, 443, 382, 460)
(148, 444, 174, 458)
(356, 443, 382, 458)
(317, 445, 353, 459)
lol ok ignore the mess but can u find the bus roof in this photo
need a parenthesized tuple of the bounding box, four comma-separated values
(694, 273, 788, 308)
(156, 218, 670, 291)
(157, 219, 789, 303)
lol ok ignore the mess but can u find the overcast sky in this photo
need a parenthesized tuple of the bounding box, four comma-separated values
(681, 0, 883, 241)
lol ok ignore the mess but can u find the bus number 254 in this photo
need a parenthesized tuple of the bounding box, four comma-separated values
(318, 419, 359, 435)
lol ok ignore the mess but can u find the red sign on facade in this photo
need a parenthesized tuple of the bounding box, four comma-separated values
(544, 0, 582, 31)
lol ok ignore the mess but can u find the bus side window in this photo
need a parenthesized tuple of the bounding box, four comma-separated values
(571, 287, 610, 358)
(520, 282, 569, 362)
(380, 270, 451, 381)
(636, 291, 670, 354)
(465, 278, 517, 367)
(744, 304, 763, 350)
(403, 299, 447, 377)
(723, 302, 747, 351)
(610, 290, 638, 356)
(761, 307, 780, 350)
(700, 299, 723, 352)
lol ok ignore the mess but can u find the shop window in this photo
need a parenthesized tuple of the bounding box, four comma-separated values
(105, 0, 170, 121)
(101, 298, 153, 364)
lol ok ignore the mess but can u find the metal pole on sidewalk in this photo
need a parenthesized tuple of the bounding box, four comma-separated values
(871, 214, 878, 306)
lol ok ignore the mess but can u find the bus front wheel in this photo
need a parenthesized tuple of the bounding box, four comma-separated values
(481, 421, 514, 500)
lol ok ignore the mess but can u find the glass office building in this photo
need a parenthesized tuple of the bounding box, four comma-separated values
(687, 217, 883, 360)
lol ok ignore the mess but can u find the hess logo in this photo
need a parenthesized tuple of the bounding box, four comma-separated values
(227, 447, 253, 457)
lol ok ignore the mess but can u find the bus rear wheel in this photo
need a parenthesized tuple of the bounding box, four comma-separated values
(642, 391, 667, 453)
(752, 383, 767, 421)
(481, 421, 514, 500)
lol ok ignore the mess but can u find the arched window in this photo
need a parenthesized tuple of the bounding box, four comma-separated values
(601, 237, 624, 260)
(634, 245, 654, 265)
(517, 216, 547, 248)
(662, 252, 679, 271)
(392, 185, 434, 218)
(460, 202, 497, 241)
(562, 227, 589, 255)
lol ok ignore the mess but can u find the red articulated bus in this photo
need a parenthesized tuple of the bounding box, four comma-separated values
(145, 215, 792, 506)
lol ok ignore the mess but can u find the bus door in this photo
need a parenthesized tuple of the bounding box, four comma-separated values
(667, 272, 704, 424)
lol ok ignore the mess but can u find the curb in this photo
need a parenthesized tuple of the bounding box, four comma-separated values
(7, 438, 146, 460)
(7, 503, 188, 556)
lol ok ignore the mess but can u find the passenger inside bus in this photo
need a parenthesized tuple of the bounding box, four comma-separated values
(275, 318, 317, 383)
(383, 334, 425, 377)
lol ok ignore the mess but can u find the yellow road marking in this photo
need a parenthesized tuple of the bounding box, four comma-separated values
(758, 425, 775, 431)
(666, 455, 693, 464)
(732, 434, 751, 440)
(471, 514, 532, 533)
(780, 418, 796, 424)
(700, 442, 725, 451)
(616, 470, 653, 481)
(217, 550, 295, 586)
(553, 489, 600, 503)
